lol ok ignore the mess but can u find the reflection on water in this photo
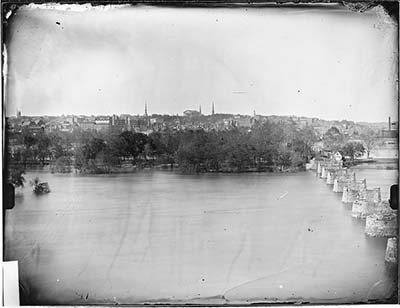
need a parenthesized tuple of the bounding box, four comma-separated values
(4, 169, 398, 304)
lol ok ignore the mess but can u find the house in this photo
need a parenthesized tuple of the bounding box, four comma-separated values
(333, 151, 342, 162)
(20, 120, 45, 134)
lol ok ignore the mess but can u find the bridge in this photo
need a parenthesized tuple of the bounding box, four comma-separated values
(310, 159, 398, 264)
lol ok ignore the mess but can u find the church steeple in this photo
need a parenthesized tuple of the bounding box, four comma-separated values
(144, 101, 148, 117)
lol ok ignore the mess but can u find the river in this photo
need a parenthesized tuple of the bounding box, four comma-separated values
(4, 168, 398, 304)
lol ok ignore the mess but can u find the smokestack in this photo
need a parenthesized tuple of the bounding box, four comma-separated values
(389, 116, 391, 131)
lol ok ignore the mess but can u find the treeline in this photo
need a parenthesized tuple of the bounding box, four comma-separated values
(7, 121, 319, 174)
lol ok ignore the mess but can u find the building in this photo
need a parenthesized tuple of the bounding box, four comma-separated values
(297, 117, 313, 128)
(46, 119, 74, 132)
(79, 121, 96, 130)
(333, 151, 343, 162)
(111, 115, 129, 131)
(233, 116, 252, 128)
(94, 117, 110, 131)
(370, 116, 399, 159)
(19, 119, 45, 134)
(183, 110, 201, 117)
(381, 116, 398, 139)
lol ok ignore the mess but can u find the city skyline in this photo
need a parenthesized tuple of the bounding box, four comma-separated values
(5, 4, 398, 122)
(9, 104, 398, 124)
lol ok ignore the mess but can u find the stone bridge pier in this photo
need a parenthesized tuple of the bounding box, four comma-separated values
(313, 159, 398, 263)
(385, 237, 398, 264)
(365, 207, 398, 237)
(352, 187, 381, 219)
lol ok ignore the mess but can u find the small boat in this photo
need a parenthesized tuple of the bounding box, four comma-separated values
(33, 182, 50, 195)
(30, 177, 50, 195)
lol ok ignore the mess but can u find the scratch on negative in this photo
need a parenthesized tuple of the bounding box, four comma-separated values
(221, 232, 248, 294)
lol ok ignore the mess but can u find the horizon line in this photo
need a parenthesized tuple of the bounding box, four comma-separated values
(6, 112, 396, 124)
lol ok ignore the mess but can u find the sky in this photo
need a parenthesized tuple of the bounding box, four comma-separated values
(4, 4, 399, 122)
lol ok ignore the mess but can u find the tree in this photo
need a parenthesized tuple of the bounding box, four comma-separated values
(52, 156, 72, 173)
(35, 132, 51, 164)
(292, 126, 318, 161)
(177, 130, 209, 172)
(22, 131, 37, 148)
(95, 147, 120, 171)
(73, 137, 106, 173)
(277, 149, 292, 168)
(21, 130, 37, 166)
(83, 137, 106, 160)
(48, 131, 72, 160)
(322, 126, 345, 152)
(223, 130, 254, 172)
(120, 131, 148, 164)
(250, 121, 285, 167)
(360, 129, 378, 158)
(8, 168, 25, 187)
(341, 141, 365, 160)
(160, 131, 181, 165)
(203, 131, 228, 171)
(148, 130, 181, 166)
(73, 146, 86, 171)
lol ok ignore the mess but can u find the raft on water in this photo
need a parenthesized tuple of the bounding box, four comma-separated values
(33, 182, 51, 195)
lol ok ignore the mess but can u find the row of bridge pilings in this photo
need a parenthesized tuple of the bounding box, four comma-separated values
(313, 159, 398, 265)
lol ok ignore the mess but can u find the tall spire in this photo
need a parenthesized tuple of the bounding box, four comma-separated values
(212, 102, 215, 115)
(144, 101, 148, 117)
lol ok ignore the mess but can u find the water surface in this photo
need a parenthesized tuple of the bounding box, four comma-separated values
(5, 169, 398, 304)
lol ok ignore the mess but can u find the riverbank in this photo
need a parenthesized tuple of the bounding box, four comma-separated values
(12, 158, 396, 179)
(25, 163, 306, 175)
(349, 158, 398, 170)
